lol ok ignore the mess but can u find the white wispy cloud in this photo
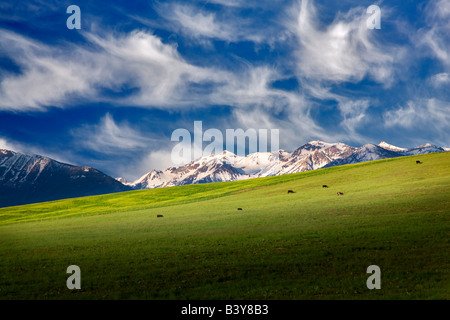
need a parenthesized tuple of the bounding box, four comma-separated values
(72, 113, 153, 154)
(0, 28, 303, 118)
(0, 30, 94, 111)
(211, 66, 287, 108)
(162, 4, 233, 41)
(337, 99, 371, 142)
(85, 30, 230, 107)
(0, 137, 17, 151)
(417, 0, 450, 68)
(383, 99, 450, 146)
(430, 73, 450, 87)
(0, 29, 227, 111)
(289, 0, 404, 84)
(206, 0, 245, 7)
(154, 2, 281, 44)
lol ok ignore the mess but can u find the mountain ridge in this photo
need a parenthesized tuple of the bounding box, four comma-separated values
(127, 140, 448, 190)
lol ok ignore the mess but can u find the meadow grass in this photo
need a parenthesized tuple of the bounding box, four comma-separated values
(0, 153, 449, 299)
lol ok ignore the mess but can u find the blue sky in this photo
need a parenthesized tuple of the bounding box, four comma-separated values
(0, 0, 449, 180)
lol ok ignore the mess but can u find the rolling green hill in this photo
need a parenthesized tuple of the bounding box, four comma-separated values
(1, 152, 449, 299)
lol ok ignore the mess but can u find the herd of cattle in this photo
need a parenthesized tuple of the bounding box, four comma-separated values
(284, 160, 424, 198)
(157, 160, 425, 216)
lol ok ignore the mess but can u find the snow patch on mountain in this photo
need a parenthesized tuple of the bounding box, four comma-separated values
(378, 141, 408, 152)
(116, 177, 131, 185)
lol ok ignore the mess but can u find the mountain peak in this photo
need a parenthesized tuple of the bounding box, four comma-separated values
(361, 143, 380, 151)
(378, 141, 407, 152)
(0, 149, 14, 156)
(306, 140, 334, 147)
(308, 140, 326, 145)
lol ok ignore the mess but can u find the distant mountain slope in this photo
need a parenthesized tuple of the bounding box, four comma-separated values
(324, 144, 403, 167)
(325, 143, 446, 168)
(0, 149, 131, 207)
(403, 143, 446, 155)
(133, 156, 244, 189)
(275, 141, 355, 175)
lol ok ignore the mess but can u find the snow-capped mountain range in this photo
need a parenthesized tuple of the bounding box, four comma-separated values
(120, 141, 449, 189)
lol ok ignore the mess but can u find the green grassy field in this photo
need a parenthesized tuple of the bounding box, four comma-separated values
(1, 152, 449, 299)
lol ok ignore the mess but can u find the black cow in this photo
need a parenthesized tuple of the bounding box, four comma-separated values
(287, 190, 295, 194)
(337, 192, 344, 196)
(322, 185, 329, 188)
(237, 208, 243, 211)
(157, 215, 164, 218)
(416, 160, 423, 164)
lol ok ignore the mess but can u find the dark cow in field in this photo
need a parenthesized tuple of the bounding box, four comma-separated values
(322, 185, 329, 188)
(157, 215, 164, 218)
(237, 208, 243, 211)
(416, 160, 423, 164)
(336, 192, 344, 196)
(287, 190, 295, 194)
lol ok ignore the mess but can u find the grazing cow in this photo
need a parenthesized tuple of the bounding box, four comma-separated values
(157, 215, 164, 218)
(237, 208, 243, 211)
(287, 190, 295, 194)
(322, 185, 329, 188)
(416, 160, 423, 164)
(337, 192, 344, 196)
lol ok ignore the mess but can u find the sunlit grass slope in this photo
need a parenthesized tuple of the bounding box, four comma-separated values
(0, 152, 449, 299)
